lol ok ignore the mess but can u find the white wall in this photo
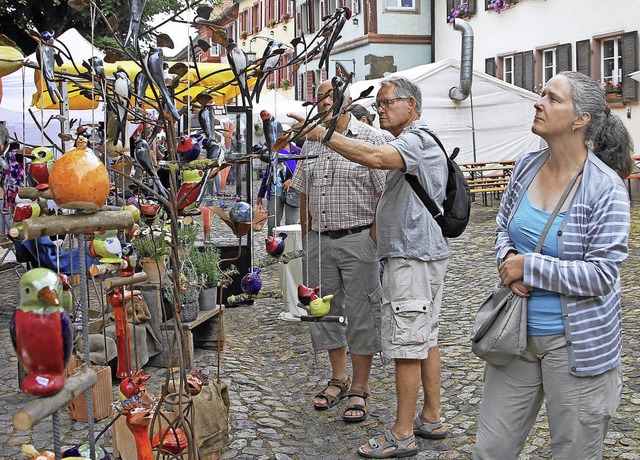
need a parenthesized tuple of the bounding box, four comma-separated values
(435, 0, 640, 155)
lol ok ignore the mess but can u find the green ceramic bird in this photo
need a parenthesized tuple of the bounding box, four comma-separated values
(309, 294, 334, 317)
(89, 229, 123, 263)
(11, 268, 72, 396)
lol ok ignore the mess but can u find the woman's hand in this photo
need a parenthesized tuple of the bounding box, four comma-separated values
(499, 253, 525, 287)
(510, 280, 532, 297)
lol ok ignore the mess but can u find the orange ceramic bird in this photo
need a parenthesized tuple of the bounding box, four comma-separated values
(152, 428, 188, 456)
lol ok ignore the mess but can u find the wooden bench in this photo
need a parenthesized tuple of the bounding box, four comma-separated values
(458, 160, 516, 205)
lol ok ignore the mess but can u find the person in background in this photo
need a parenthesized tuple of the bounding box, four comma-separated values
(290, 79, 386, 425)
(290, 75, 449, 458)
(349, 104, 377, 126)
(256, 142, 301, 235)
(474, 71, 633, 459)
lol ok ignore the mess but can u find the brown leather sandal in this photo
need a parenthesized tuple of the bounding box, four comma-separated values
(343, 388, 370, 423)
(313, 376, 351, 411)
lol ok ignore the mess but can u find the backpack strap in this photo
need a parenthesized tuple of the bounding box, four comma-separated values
(404, 129, 452, 221)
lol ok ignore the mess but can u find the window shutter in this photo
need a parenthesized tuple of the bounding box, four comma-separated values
(296, 5, 302, 35)
(321, 68, 328, 82)
(576, 39, 591, 76)
(447, 0, 454, 18)
(622, 31, 638, 101)
(522, 50, 534, 92)
(297, 72, 304, 99)
(485, 57, 496, 77)
(468, 0, 477, 15)
(306, 70, 315, 101)
(513, 52, 524, 88)
(556, 43, 572, 72)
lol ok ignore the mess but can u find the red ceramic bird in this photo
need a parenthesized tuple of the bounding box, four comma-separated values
(11, 268, 72, 396)
(265, 232, 287, 257)
(13, 202, 47, 223)
(119, 369, 153, 406)
(177, 170, 205, 215)
(297, 284, 320, 306)
(28, 146, 54, 189)
(108, 287, 143, 379)
(115, 397, 153, 460)
(176, 134, 201, 162)
(152, 428, 188, 456)
(186, 369, 209, 396)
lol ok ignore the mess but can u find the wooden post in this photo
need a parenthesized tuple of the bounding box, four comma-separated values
(103, 272, 149, 290)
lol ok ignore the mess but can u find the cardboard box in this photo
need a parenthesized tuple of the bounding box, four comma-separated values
(67, 358, 113, 422)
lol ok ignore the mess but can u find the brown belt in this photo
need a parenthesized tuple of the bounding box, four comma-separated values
(321, 224, 372, 239)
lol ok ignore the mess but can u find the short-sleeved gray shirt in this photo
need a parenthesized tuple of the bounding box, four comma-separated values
(376, 120, 450, 262)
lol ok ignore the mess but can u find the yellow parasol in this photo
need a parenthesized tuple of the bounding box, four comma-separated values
(32, 60, 256, 110)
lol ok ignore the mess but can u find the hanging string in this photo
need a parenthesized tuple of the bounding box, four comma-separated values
(38, 45, 45, 148)
(21, 66, 27, 185)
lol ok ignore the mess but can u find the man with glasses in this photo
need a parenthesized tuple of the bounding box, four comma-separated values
(290, 76, 450, 459)
(289, 79, 386, 424)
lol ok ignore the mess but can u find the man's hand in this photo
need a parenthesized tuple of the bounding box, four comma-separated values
(288, 113, 326, 143)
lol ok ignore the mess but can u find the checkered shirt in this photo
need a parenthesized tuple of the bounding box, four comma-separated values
(290, 116, 386, 232)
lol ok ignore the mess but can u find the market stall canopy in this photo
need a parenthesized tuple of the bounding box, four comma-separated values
(34, 60, 257, 110)
(629, 70, 640, 83)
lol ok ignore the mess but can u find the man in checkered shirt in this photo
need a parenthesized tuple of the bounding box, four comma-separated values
(290, 79, 386, 423)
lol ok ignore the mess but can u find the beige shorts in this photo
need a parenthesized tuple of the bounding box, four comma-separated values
(380, 257, 448, 360)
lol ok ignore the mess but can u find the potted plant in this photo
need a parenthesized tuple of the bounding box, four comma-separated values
(240, 30, 248, 39)
(604, 81, 623, 104)
(269, 18, 277, 28)
(133, 226, 172, 284)
(487, 0, 512, 13)
(280, 78, 290, 90)
(190, 246, 236, 311)
(281, 12, 290, 23)
(448, 2, 469, 23)
(178, 259, 200, 322)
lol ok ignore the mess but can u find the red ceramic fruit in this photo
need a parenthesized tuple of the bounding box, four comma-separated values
(48, 137, 110, 211)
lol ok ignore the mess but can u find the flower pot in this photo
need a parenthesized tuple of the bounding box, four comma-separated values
(199, 286, 218, 311)
(141, 256, 169, 284)
(181, 301, 199, 322)
(605, 92, 623, 106)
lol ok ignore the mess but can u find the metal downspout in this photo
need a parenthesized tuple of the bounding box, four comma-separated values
(449, 18, 473, 101)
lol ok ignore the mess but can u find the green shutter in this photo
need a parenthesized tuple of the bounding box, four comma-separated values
(576, 39, 591, 76)
(622, 31, 638, 101)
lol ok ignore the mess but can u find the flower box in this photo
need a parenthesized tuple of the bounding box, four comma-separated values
(605, 92, 624, 107)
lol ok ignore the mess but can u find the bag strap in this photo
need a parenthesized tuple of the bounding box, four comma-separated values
(534, 164, 584, 254)
(404, 128, 457, 220)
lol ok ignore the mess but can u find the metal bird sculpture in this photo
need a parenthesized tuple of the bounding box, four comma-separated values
(145, 47, 180, 120)
(133, 69, 150, 110)
(318, 7, 352, 72)
(124, 0, 147, 48)
(198, 102, 217, 140)
(226, 38, 251, 108)
(113, 67, 132, 147)
(251, 40, 284, 103)
(133, 137, 169, 199)
(82, 55, 107, 99)
(11, 268, 72, 396)
(322, 76, 350, 143)
(35, 30, 62, 104)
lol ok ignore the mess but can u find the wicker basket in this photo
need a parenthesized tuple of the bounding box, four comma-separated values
(180, 258, 200, 322)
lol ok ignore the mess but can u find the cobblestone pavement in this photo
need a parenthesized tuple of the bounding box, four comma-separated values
(1, 201, 639, 459)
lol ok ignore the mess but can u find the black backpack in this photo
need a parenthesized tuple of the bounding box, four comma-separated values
(404, 129, 471, 238)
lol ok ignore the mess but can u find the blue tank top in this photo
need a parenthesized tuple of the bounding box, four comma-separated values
(508, 192, 565, 336)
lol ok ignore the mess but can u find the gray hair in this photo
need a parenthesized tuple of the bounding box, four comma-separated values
(558, 71, 634, 178)
(380, 76, 422, 114)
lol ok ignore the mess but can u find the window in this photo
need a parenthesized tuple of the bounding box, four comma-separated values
(386, 0, 415, 10)
(601, 37, 622, 85)
(542, 48, 556, 85)
(503, 55, 514, 84)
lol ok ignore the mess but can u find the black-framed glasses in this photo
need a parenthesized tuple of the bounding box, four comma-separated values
(373, 97, 407, 110)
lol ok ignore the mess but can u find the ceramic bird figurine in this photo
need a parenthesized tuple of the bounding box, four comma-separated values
(28, 146, 54, 189)
(115, 397, 153, 460)
(318, 7, 352, 72)
(124, 0, 147, 48)
(152, 428, 188, 456)
(83, 56, 107, 98)
(108, 287, 143, 379)
(11, 268, 72, 396)
(35, 30, 62, 104)
(62, 444, 110, 459)
(177, 169, 205, 215)
(119, 369, 154, 406)
(112, 66, 132, 147)
(251, 40, 284, 103)
(309, 294, 334, 317)
(241, 267, 262, 295)
(133, 70, 149, 110)
(145, 47, 180, 120)
(186, 369, 209, 396)
(13, 202, 47, 223)
(89, 229, 123, 263)
(226, 38, 251, 108)
(19, 444, 54, 460)
(176, 134, 201, 162)
(297, 284, 320, 306)
(266, 232, 287, 257)
(133, 137, 169, 199)
(140, 201, 160, 225)
(323, 76, 350, 142)
(56, 273, 73, 314)
(120, 243, 137, 277)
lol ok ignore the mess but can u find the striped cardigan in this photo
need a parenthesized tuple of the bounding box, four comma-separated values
(495, 148, 630, 377)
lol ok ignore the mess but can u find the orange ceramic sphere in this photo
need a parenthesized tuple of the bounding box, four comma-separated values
(49, 145, 110, 211)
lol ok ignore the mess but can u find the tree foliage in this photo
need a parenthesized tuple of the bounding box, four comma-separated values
(0, 0, 184, 55)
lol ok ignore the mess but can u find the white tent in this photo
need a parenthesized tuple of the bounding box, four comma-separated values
(0, 28, 105, 147)
(253, 89, 307, 125)
(350, 58, 543, 164)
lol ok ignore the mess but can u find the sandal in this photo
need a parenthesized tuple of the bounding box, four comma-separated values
(357, 429, 418, 459)
(343, 389, 370, 423)
(313, 376, 351, 410)
(413, 416, 447, 439)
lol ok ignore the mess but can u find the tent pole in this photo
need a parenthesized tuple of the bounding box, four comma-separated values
(470, 90, 477, 163)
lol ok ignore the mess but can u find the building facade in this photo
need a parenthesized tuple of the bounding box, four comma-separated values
(434, 0, 640, 150)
